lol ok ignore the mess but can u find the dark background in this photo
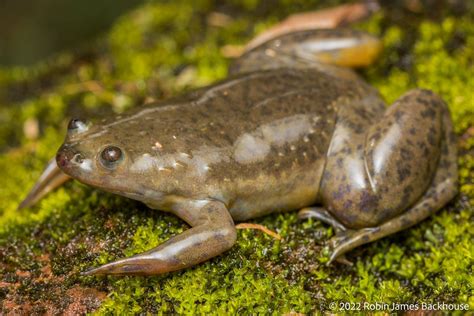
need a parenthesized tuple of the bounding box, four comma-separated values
(0, 0, 471, 66)
(0, 0, 144, 65)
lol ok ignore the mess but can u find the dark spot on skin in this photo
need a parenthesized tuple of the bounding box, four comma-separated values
(409, 127, 417, 135)
(438, 159, 449, 169)
(343, 200, 353, 209)
(398, 186, 413, 209)
(400, 95, 410, 103)
(394, 110, 404, 122)
(342, 147, 352, 155)
(400, 147, 413, 160)
(379, 207, 394, 220)
(340, 212, 358, 226)
(441, 142, 449, 155)
(361, 235, 370, 242)
(354, 124, 364, 134)
(371, 131, 381, 142)
(449, 132, 456, 143)
(332, 186, 345, 200)
(357, 144, 363, 151)
(357, 108, 370, 120)
(122, 265, 139, 273)
(403, 186, 412, 195)
(344, 184, 351, 194)
(427, 133, 437, 146)
(429, 99, 442, 108)
(420, 107, 436, 119)
(401, 218, 412, 227)
(358, 191, 379, 213)
(323, 170, 332, 181)
(423, 147, 430, 157)
(397, 165, 412, 182)
(416, 97, 430, 106)
(336, 158, 343, 167)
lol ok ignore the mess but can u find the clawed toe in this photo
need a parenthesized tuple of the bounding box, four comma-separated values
(326, 227, 380, 264)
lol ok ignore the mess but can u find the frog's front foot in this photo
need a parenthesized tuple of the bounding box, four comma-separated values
(83, 199, 236, 276)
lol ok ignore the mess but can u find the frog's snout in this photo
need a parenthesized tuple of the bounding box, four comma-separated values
(56, 149, 73, 168)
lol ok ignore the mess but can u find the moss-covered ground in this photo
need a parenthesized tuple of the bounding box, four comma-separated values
(1, 0, 473, 314)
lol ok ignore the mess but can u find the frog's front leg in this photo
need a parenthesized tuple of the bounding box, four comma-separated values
(83, 199, 236, 276)
(323, 89, 458, 263)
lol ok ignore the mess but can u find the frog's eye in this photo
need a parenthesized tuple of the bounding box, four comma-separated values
(100, 146, 124, 169)
(68, 118, 89, 133)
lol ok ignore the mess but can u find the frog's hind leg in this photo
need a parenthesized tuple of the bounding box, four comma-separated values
(230, 3, 382, 75)
(327, 89, 458, 264)
(230, 28, 383, 76)
(245, 1, 380, 51)
(298, 207, 347, 233)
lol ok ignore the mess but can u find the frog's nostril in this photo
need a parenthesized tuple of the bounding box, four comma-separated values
(56, 150, 74, 168)
(73, 153, 85, 164)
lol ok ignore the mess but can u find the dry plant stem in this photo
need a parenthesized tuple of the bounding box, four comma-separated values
(236, 223, 282, 240)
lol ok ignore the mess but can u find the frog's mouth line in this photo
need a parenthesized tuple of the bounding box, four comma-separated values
(55, 145, 145, 201)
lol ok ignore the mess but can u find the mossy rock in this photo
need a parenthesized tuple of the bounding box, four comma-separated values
(1, 0, 473, 314)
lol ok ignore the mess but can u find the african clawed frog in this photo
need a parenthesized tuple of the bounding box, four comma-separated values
(20, 22, 458, 276)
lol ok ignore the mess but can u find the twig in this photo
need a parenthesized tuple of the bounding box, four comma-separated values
(236, 223, 282, 240)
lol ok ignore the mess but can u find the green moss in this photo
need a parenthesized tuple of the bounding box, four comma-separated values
(1, 0, 473, 314)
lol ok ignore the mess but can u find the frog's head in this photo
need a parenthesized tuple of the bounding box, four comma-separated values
(56, 118, 161, 203)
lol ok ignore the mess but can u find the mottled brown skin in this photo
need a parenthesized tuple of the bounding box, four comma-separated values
(23, 27, 458, 275)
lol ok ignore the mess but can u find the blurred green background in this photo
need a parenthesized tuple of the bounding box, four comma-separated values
(0, 0, 473, 314)
(0, 0, 144, 65)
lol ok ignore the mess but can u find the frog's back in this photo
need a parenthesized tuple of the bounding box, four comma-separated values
(100, 68, 381, 220)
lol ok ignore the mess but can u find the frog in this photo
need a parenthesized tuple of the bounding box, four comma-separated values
(19, 9, 458, 276)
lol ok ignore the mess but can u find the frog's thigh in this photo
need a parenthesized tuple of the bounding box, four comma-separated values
(327, 89, 450, 228)
(83, 200, 237, 276)
(327, 90, 458, 262)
